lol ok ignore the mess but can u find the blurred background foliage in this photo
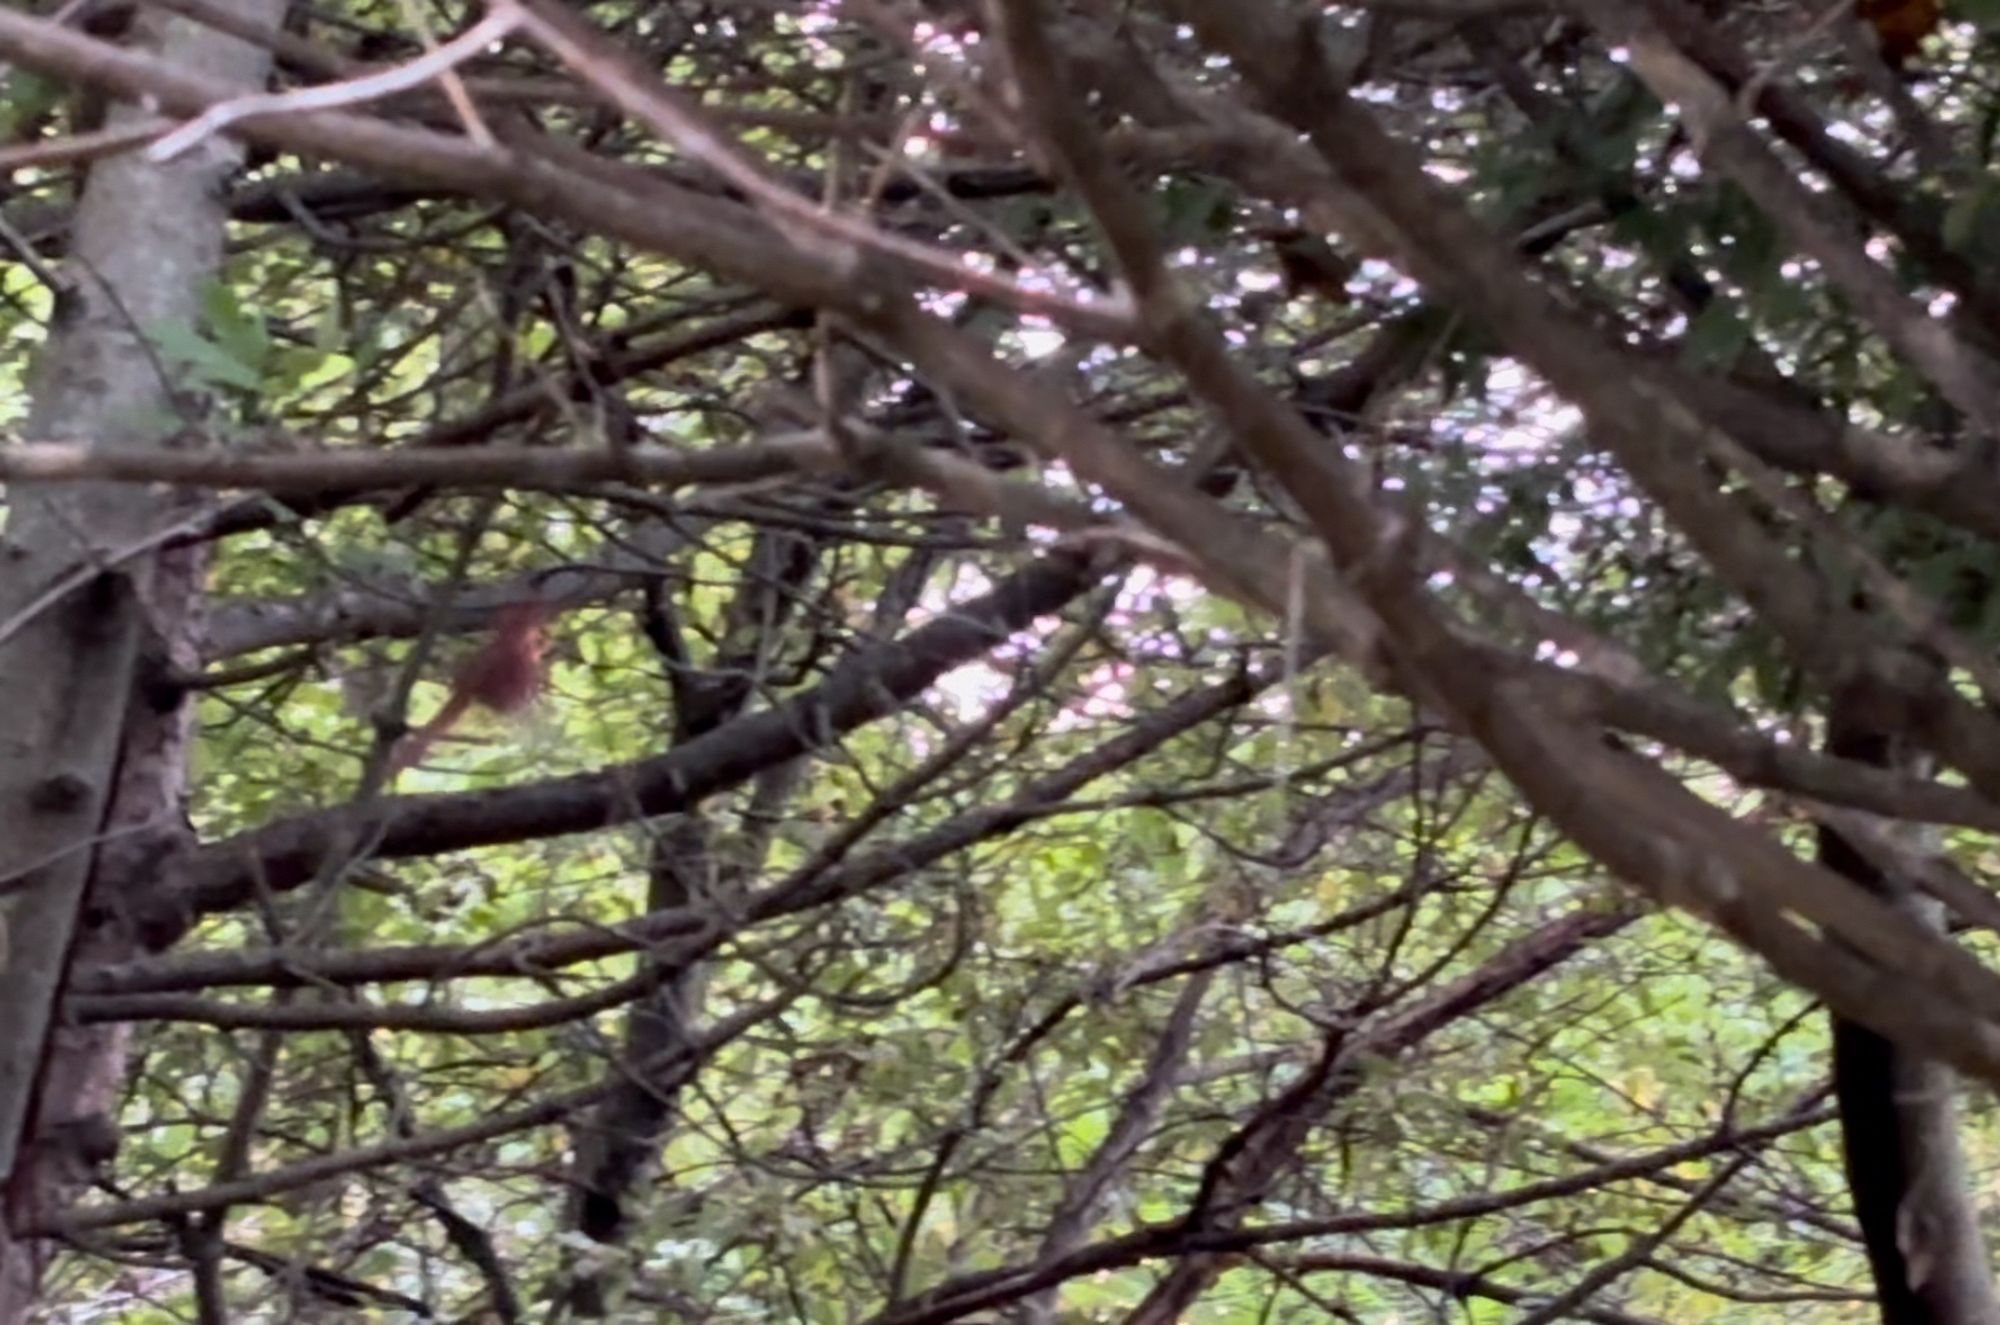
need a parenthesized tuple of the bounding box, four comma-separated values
(6, 0, 2000, 1320)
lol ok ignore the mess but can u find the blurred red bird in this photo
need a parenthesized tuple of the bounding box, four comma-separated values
(390, 602, 550, 773)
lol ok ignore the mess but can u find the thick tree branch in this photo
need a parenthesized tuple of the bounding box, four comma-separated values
(137, 553, 1111, 944)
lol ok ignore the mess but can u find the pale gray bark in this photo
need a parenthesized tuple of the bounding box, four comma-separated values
(1825, 685, 2000, 1325)
(0, 5, 276, 1319)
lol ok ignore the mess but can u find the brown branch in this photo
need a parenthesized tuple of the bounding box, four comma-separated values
(1281, 1251, 1661, 1325)
(979, 0, 2000, 1099)
(132, 553, 1110, 945)
(79, 658, 1294, 999)
(68, 965, 668, 1033)
(1596, 3, 2000, 437)
(0, 437, 819, 493)
(870, 918, 1819, 1325)
(23, 997, 784, 1236)
(0, 8, 1132, 342)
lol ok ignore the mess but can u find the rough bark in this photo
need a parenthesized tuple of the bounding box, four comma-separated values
(1823, 680, 1999, 1325)
(0, 5, 275, 1319)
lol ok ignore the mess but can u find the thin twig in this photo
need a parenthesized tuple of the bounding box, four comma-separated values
(495, 0, 1130, 330)
(146, 9, 516, 161)
(393, 0, 495, 149)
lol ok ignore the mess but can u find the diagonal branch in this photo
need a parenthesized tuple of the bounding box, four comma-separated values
(135, 552, 1112, 944)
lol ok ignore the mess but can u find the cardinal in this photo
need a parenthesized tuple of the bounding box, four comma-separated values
(389, 601, 550, 773)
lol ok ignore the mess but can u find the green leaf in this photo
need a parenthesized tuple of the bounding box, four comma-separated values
(1943, 175, 2000, 254)
(0, 69, 65, 139)
(201, 279, 270, 371)
(149, 318, 263, 392)
(1678, 299, 1752, 370)
(1962, 0, 2000, 30)
(1153, 176, 1235, 245)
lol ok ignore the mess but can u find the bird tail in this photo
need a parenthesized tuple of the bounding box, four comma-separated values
(389, 690, 473, 775)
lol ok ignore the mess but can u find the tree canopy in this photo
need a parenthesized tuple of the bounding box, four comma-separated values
(3, 0, 2000, 1321)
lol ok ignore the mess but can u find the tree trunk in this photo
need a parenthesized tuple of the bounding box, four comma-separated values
(563, 521, 821, 1314)
(0, 6, 276, 1319)
(1823, 684, 2000, 1325)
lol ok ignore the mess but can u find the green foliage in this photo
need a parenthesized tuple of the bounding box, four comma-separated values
(1962, 0, 2000, 31)
(0, 67, 65, 139)
(1152, 175, 1237, 247)
(1944, 171, 2000, 255)
(16, 1, 2000, 1321)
